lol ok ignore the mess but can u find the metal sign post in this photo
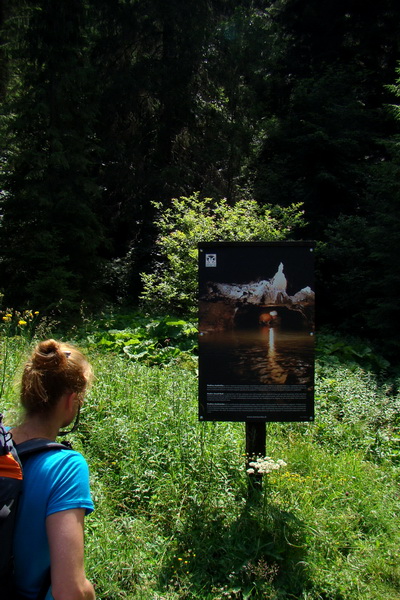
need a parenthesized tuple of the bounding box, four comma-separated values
(245, 422, 266, 489)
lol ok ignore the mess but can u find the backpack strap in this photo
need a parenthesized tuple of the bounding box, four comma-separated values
(14, 438, 73, 600)
(16, 438, 73, 459)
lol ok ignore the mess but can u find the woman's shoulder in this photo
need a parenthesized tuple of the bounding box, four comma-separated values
(41, 445, 88, 468)
(24, 445, 90, 480)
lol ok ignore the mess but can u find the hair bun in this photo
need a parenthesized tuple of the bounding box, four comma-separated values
(21, 338, 91, 416)
(33, 339, 66, 371)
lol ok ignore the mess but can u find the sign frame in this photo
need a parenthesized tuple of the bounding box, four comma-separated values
(198, 241, 315, 423)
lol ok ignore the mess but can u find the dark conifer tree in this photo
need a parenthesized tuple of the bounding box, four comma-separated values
(252, 0, 400, 236)
(87, 0, 219, 296)
(0, 0, 104, 312)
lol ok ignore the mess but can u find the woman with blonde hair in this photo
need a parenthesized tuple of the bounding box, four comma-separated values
(10, 339, 96, 600)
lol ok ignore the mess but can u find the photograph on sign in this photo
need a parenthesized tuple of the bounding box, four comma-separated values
(198, 242, 315, 422)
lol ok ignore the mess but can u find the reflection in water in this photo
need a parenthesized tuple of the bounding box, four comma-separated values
(268, 327, 275, 354)
(264, 327, 287, 384)
(200, 327, 314, 386)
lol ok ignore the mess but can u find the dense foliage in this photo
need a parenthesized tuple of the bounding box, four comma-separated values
(1, 1, 400, 355)
(140, 194, 304, 315)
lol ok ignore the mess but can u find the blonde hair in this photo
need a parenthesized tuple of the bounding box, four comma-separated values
(20, 339, 93, 416)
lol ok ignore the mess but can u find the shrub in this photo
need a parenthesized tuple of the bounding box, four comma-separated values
(84, 312, 198, 369)
(140, 193, 304, 316)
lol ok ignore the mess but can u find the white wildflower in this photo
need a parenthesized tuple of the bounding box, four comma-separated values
(247, 455, 287, 475)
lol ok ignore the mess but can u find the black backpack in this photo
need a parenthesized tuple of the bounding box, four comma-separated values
(0, 413, 71, 600)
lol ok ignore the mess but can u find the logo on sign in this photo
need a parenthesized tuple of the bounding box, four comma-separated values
(205, 254, 217, 267)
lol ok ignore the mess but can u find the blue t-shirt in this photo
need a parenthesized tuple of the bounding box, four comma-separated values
(13, 448, 94, 600)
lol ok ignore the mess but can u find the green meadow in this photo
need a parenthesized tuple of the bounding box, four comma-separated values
(1, 314, 399, 600)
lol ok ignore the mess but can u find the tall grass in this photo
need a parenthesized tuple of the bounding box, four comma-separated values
(1, 332, 399, 600)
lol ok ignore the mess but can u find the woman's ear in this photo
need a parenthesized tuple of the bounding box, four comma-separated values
(65, 391, 78, 415)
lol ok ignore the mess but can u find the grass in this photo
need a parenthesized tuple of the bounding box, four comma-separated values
(1, 323, 400, 600)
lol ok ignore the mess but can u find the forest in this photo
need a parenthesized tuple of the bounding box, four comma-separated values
(1, 0, 400, 357)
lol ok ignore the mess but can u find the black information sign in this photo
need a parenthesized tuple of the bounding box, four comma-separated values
(198, 242, 315, 422)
